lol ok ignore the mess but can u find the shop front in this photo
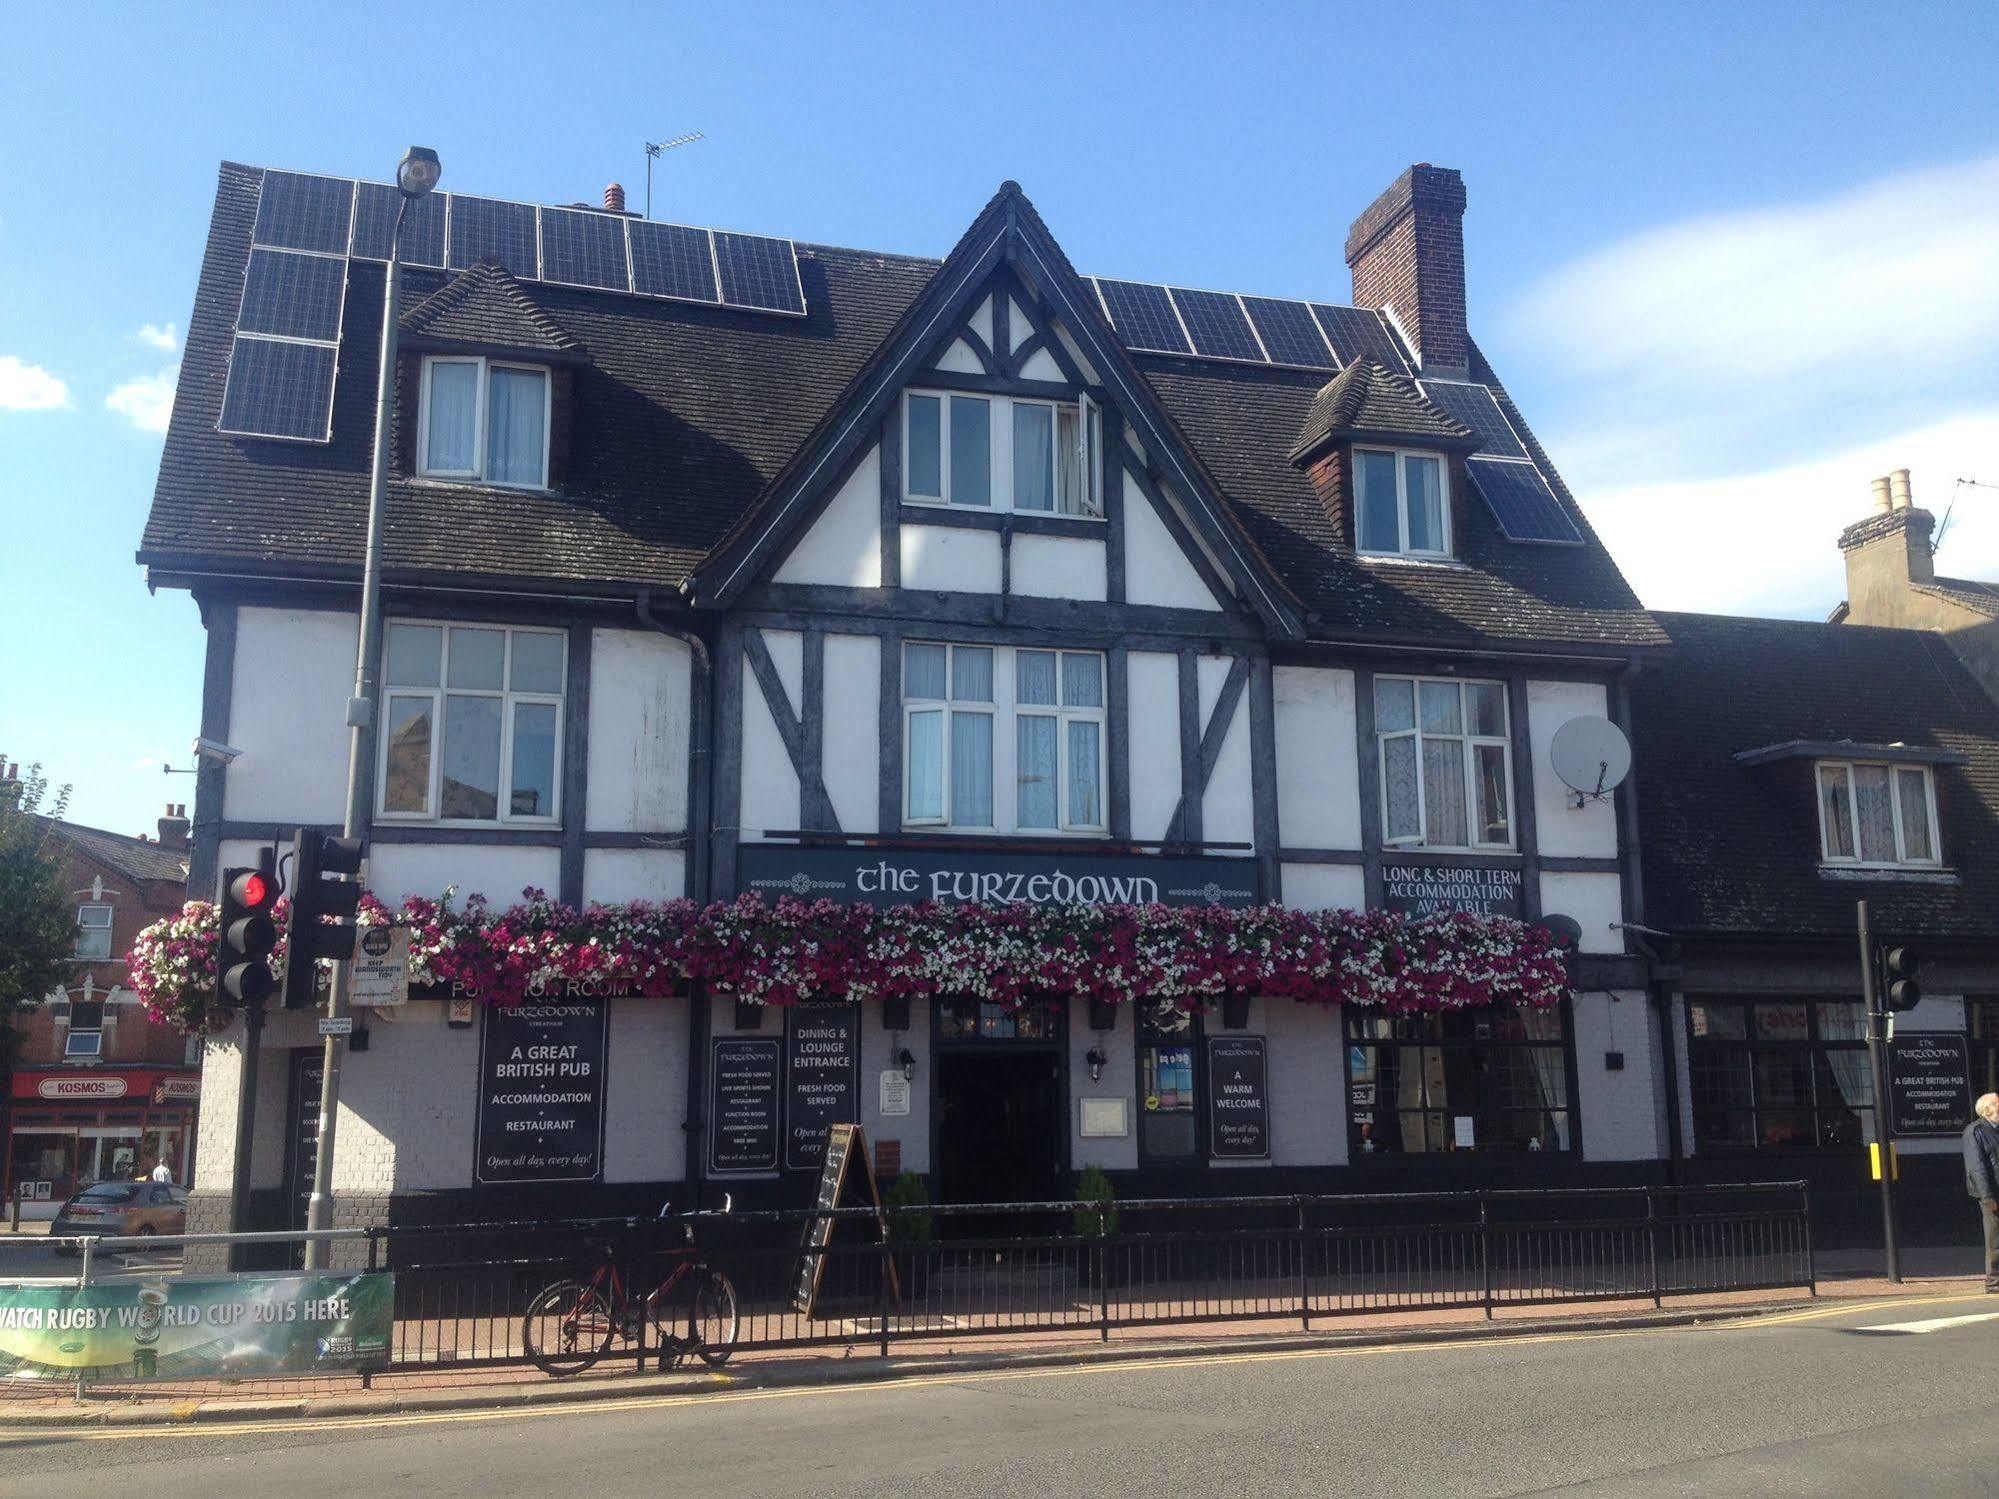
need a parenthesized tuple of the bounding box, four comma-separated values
(5, 1068, 200, 1218)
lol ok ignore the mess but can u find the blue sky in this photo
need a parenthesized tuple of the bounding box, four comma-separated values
(3, 1, 1996, 838)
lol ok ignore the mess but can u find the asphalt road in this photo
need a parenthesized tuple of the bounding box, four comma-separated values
(7, 1294, 1999, 1497)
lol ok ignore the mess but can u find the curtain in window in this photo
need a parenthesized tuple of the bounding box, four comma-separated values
(1853, 766, 1896, 860)
(1896, 769, 1933, 860)
(951, 646, 994, 702)
(1475, 743, 1511, 844)
(1422, 738, 1468, 846)
(906, 710, 943, 820)
(425, 362, 478, 471)
(1016, 715, 1058, 828)
(485, 368, 547, 486)
(1819, 767, 1855, 857)
(1062, 653, 1103, 707)
(1014, 404, 1054, 511)
(1404, 455, 1443, 551)
(1068, 719, 1102, 827)
(1816, 1001, 1873, 1139)
(1522, 1010, 1570, 1149)
(1055, 404, 1082, 514)
(950, 711, 993, 825)
(1383, 737, 1421, 841)
(904, 643, 947, 700)
(1357, 450, 1400, 550)
(1016, 650, 1058, 705)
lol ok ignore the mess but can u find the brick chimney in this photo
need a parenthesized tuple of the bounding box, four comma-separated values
(157, 802, 190, 850)
(1345, 165, 1469, 376)
(1839, 467, 1935, 620)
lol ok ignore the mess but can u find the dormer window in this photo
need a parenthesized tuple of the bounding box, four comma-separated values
(1817, 760, 1940, 868)
(1356, 448, 1449, 558)
(419, 356, 550, 488)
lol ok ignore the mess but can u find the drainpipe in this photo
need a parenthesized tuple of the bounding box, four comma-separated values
(1626, 930, 1685, 1187)
(636, 591, 715, 1199)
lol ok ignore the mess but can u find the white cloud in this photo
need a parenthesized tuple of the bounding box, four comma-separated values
(1579, 412, 1999, 619)
(0, 355, 72, 412)
(106, 366, 178, 435)
(136, 322, 180, 352)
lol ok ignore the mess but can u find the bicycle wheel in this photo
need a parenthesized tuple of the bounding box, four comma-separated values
(523, 1279, 616, 1377)
(689, 1268, 738, 1367)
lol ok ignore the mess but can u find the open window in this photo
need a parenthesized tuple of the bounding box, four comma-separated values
(1816, 760, 1940, 868)
(905, 390, 1102, 517)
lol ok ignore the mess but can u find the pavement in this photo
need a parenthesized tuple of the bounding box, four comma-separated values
(6, 1287, 1999, 1495)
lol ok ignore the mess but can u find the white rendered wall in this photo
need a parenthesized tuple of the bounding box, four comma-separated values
(739, 635, 801, 842)
(1009, 534, 1107, 601)
(1072, 1003, 1137, 1172)
(225, 607, 356, 824)
(586, 628, 691, 834)
(900, 524, 1002, 593)
(1199, 655, 1254, 845)
(1539, 871, 1624, 953)
(774, 445, 883, 589)
(822, 633, 881, 833)
(1572, 991, 1660, 1162)
(1122, 472, 1224, 610)
(967, 295, 993, 349)
(862, 1001, 930, 1175)
(1126, 652, 1182, 842)
(1273, 666, 1360, 850)
(365, 844, 562, 908)
(603, 1000, 688, 1183)
(1007, 299, 1031, 354)
(1526, 681, 1618, 859)
(1280, 863, 1365, 913)
(582, 849, 687, 904)
(1019, 347, 1064, 381)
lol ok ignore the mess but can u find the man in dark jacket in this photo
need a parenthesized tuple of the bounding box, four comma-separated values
(1963, 1093, 1999, 1291)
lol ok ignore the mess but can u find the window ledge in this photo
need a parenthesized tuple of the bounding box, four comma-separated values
(408, 476, 556, 497)
(1357, 553, 1469, 570)
(1817, 865, 1959, 885)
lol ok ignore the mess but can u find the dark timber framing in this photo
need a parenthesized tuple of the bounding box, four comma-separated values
(559, 623, 592, 904)
(1166, 652, 1250, 847)
(741, 625, 839, 834)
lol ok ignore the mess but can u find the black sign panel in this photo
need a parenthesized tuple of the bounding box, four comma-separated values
(740, 844, 1257, 909)
(1207, 1035, 1269, 1160)
(285, 1050, 325, 1230)
(1888, 1032, 1971, 1138)
(710, 1038, 782, 1174)
(785, 1005, 859, 1171)
(1381, 860, 1524, 919)
(475, 1001, 607, 1184)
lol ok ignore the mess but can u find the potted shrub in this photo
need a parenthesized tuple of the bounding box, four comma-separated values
(1072, 1165, 1120, 1293)
(883, 1172, 934, 1300)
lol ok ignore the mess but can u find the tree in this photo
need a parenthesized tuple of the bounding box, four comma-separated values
(0, 764, 75, 1052)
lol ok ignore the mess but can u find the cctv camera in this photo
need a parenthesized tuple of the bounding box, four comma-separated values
(192, 737, 244, 765)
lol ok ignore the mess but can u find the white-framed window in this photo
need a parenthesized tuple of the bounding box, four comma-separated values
(1376, 676, 1512, 850)
(903, 389, 1103, 517)
(418, 356, 551, 489)
(73, 905, 113, 960)
(1356, 448, 1450, 558)
(903, 643, 1107, 834)
(377, 622, 565, 825)
(64, 999, 104, 1059)
(1817, 761, 1941, 868)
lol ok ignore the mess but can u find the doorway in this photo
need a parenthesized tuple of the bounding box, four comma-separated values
(933, 1051, 1065, 1211)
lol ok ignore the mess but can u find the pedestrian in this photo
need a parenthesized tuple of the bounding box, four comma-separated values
(1963, 1093, 1999, 1292)
(149, 1158, 173, 1185)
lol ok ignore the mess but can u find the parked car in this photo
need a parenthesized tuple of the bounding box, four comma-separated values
(49, 1181, 187, 1253)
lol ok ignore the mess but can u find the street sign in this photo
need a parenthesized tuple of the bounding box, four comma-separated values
(348, 925, 410, 1008)
(317, 1015, 354, 1037)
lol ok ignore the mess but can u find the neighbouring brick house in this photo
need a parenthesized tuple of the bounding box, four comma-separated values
(2, 779, 201, 1217)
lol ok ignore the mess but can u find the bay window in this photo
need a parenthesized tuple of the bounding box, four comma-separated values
(903, 643, 1106, 834)
(419, 356, 551, 488)
(1347, 1008, 1570, 1156)
(378, 622, 565, 824)
(904, 389, 1102, 516)
(1376, 676, 1512, 849)
(1817, 760, 1939, 867)
(1356, 448, 1449, 558)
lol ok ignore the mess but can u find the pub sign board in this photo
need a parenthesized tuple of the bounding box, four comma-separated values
(1888, 1032, 1971, 1138)
(1381, 860, 1523, 919)
(710, 1038, 782, 1175)
(475, 1001, 607, 1184)
(740, 844, 1257, 909)
(1207, 1035, 1269, 1160)
(785, 1005, 860, 1172)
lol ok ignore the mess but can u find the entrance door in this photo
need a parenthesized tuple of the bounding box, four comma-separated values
(933, 1051, 1064, 1209)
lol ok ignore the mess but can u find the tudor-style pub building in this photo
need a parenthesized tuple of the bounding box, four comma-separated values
(137, 158, 1998, 1246)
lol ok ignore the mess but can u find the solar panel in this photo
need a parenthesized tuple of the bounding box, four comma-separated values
(448, 195, 538, 275)
(712, 232, 805, 314)
(1242, 297, 1337, 370)
(1466, 457, 1582, 544)
(539, 206, 630, 292)
(1312, 305, 1409, 373)
(1420, 380, 1528, 459)
(237, 249, 346, 342)
(629, 220, 717, 302)
(350, 182, 447, 266)
(1094, 279, 1190, 354)
(1170, 288, 1262, 362)
(253, 171, 353, 254)
(218, 337, 337, 441)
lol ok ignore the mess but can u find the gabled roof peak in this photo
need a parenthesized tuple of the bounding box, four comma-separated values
(1290, 358, 1475, 463)
(399, 259, 584, 358)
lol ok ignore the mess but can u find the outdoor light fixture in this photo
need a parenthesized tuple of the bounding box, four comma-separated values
(396, 146, 442, 197)
(897, 1048, 916, 1082)
(1086, 1046, 1108, 1083)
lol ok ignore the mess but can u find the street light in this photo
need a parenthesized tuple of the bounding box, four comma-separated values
(301, 146, 441, 1271)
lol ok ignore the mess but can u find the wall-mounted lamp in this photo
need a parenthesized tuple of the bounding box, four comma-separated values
(897, 1047, 916, 1082)
(1086, 1046, 1108, 1084)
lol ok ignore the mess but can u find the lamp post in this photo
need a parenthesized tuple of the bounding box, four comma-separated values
(302, 147, 440, 1271)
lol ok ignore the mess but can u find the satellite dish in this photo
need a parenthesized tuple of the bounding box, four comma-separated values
(1534, 913, 1583, 953)
(1550, 717, 1632, 805)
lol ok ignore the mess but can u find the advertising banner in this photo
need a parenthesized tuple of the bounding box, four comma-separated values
(1207, 1035, 1270, 1159)
(709, 1037, 782, 1174)
(475, 1000, 607, 1183)
(1888, 1032, 1972, 1138)
(739, 844, 1258, 909)
(0, 1273, 393, 1381)
(1380, 860, 1523, 919)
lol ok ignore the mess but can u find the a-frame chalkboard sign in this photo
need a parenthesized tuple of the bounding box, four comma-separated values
(792, 1122, 900, 1317)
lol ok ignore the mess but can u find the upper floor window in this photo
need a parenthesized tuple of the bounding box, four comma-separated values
(903, 390, 1102, 517)
(419, 356, 550, 489)
(903, 643, 1106, 834)
(73, 904, 113, 960)
(378, 622, 565, 825)
(1817, 761, 1939, 868)
(65, 999, 105, 1059)
(1356, 448, 1449, 558)
(1376, 676, 1511, 850)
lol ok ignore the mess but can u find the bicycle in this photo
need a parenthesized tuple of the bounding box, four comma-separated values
(522, 1198, 739, 1376)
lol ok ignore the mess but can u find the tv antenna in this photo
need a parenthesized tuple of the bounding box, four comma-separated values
(1933, 476, 1995, 556)
(644, 132, 705, 219)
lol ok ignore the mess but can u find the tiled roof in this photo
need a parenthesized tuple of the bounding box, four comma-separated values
(1918, 576, 1999, 620)
(1634, 612, 1999, 941)
(42, 820, 189, 887)
(398, 261, 583, 356)
(139, 162, 1664, 651)
(1290, 359, 1475, 461)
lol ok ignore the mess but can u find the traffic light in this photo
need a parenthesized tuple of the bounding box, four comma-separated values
(1883, 946, 1922, 1013)
(217, 854, 279, 1008)
(280, 828, 365, 1009)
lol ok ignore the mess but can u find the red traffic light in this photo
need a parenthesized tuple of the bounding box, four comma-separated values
(229, 868, 275, 911)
